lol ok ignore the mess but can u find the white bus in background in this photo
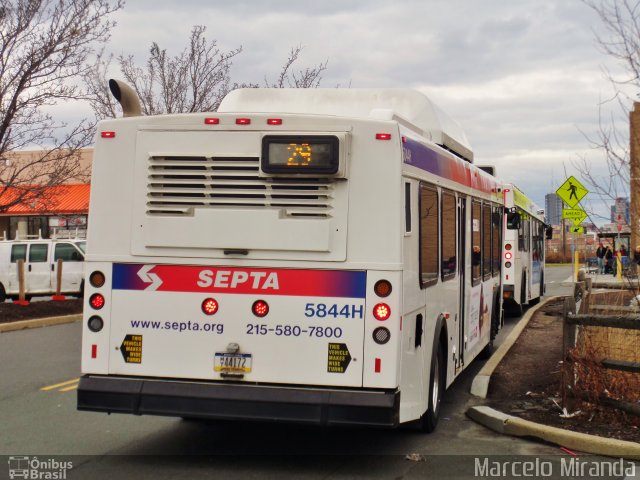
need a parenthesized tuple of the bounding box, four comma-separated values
(502, 184, 546, 316)
(78, 83, 506, 432)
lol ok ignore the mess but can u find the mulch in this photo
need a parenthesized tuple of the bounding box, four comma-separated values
(0, 299, 83, 323)
(487, 295, 640, 444)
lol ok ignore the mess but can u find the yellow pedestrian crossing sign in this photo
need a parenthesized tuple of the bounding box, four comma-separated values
(556, 176, 588, 208)
(562, 208, 587, 226)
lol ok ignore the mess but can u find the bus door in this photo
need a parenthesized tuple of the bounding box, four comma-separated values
(456, 195, 466, 370)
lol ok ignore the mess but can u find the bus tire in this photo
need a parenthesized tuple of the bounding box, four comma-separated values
(0, 283, 6, 303)
(419, 338, 444, 433)
(479, 295, 500, 359)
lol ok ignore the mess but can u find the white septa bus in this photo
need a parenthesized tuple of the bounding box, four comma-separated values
(502, 184, 546, 315)
(78, 84, 504, 432)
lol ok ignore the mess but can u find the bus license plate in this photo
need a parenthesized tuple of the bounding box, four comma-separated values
(214, 352, 252, 373)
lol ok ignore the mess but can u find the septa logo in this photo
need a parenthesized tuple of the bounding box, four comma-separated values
(197, 270, 279, 290)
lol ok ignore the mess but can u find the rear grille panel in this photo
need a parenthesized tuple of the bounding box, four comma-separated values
(147, 156, 334, 217)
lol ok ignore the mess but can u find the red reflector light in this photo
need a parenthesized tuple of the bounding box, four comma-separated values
(373, 303, 391, 321)
(91, 344, 97, 359)
(236, 118, 251, 125)
(505, 252, 513, 260)
(375, 133, 392, 140)
(267, 118, 282, 125)
(505, 243, 512, 251)
(252, 300, 269, 317)
(375, 358, 381, 373)
(89, 293, 105, 310)
(204, 118, 220, 125)
(101, 131, 115, 138)
(201, 298, 219, 315)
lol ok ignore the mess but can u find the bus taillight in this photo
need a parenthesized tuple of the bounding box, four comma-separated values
(373, 303, 391, 321)
(505, 243, 512, 251)
(505, 251, 513, 260)
(201, 298, 219, 316)
(89, 293, 105, 310)
(252, 300, 269, 317)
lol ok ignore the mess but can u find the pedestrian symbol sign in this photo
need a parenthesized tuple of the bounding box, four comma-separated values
(556, 176, 588, 208)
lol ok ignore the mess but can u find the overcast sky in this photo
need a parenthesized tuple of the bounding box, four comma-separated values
(95, 0, 633, 224)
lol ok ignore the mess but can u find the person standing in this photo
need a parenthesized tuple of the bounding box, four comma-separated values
(604, 245, 614, 274)
(596, 242, 606, 274)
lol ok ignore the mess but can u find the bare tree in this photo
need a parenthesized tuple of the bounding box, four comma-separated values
(265, 45, 328, 88)
(85, 27, 330, 117)
(575, 0, 640, 229)
(0, 0, 123, 212)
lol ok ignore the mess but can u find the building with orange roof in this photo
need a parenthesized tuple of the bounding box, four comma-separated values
(0, 149, 92, 239)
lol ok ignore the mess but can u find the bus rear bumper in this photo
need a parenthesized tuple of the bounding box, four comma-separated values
(77, 375, 400, 428)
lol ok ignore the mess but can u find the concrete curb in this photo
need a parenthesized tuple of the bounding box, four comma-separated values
(590, 282, 631, 290)
(470, 296, 558, 398)
(0, 314, 82, 333)
(467, 405, 640, 460)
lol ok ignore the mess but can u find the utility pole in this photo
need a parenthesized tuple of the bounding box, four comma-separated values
(630, 102, 640, 257)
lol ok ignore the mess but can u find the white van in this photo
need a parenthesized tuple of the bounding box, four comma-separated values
(0, 239, 85, 302)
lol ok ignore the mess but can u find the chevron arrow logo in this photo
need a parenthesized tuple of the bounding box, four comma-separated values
(137, 265, 163, 291)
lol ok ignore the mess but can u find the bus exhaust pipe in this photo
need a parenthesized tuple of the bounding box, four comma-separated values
(109, 79, 142, 117)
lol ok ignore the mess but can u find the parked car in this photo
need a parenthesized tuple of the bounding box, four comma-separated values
(0, 238, 85, 301)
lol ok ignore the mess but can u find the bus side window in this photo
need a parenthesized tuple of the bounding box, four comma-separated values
(471, 200, 482, 284)
(419, 183, 439, 288)
(518, 213, 525, 251)
(492, 205, 502, 275)
(405, 182, 412, 234)
(441, 190, 456, 280)
(482, 203, 492, 279)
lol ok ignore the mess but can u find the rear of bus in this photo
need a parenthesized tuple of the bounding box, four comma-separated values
(77, 89, 405, 427)
(502, 187, 520, 310)
(501, 185, 544, 313)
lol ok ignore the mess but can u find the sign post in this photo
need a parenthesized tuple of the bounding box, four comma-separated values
(556, 176, 589, 282)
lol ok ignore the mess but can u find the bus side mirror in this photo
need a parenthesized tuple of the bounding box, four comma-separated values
(545, 226, 553, 240)
(506, 212, 520, 230)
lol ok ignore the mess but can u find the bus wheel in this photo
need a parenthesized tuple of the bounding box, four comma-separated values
(419, 340, 444, 433)
(0, 284, 6, 303)
(479, 299, 499, 359)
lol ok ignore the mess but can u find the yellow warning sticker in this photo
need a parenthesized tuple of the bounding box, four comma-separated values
(120, 334, 143, 363)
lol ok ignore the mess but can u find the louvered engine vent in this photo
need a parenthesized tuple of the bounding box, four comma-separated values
(147, 156, 334, 217)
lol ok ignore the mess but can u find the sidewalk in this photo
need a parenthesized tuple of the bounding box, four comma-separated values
(467, 296, 640, 460)
(587, 271, 639, 290)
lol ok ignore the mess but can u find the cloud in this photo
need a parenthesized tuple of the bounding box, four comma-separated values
(50, 0, 631, 224)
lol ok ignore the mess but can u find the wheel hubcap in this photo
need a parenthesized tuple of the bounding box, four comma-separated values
(432, 354, 440, 411)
